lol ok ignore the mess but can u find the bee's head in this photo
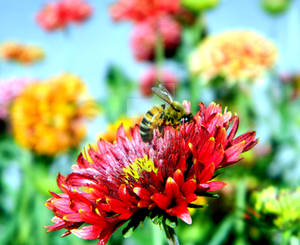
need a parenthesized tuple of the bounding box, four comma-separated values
(180, 113, 193, 124)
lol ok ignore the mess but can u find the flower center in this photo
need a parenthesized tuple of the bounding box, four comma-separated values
(123, 155, 157, 182)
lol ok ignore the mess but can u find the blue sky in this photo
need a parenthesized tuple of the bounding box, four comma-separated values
(0, 0, 299, 102)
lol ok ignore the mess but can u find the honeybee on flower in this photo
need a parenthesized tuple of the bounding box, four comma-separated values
(140, 85, 193, 142)
(45, 99, 257, 244)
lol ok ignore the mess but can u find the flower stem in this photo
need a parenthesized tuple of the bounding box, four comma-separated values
(154, 26, 164, 85)
(162, 220, 180, 245)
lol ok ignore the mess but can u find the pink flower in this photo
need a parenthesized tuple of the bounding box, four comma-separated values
(140, 67, 178, 97)
(131, 15, 181, 61)
(36, 0, 92, 31)
(0, 78, 34, 120)
(110, 0, 180, 23)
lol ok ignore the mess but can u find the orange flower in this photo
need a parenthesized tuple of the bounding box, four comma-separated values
(11, 73, 98, 156)
(99, 116, 142, 143)
(189, 31, 278, 82)
(0, 42, 44, 65)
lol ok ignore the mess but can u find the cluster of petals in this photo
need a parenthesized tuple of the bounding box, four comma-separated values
(140, 66, 178, 97)
(0, 78, 34, 120)
(189, 30, 278, 82)
(110, 0, 180, 22)
(11, 73, 98, 156)
(36, 0, 92, 31)
(45, 102, 257, 244)
(131, 15, 181, 61)
(0, 42, 44, 65)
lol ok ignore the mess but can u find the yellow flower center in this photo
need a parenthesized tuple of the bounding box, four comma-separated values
(123, 156, 157, 183)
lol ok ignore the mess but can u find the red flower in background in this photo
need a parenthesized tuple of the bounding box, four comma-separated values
(140, 67, 178, 97)
(36, 0, 92, 31)
(110, 0, 180, 22)
(131, 15, 181, 61)
(45, 102, 257, 244)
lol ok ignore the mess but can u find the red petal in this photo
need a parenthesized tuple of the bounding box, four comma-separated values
(152, 193, 171, 210)
(57, 173, 68, 192)
(224, 141, 245, 163)
(173, 169, 184, 187)
(198, 137, 216, 164)
(197, 162, 215, 183)
(71, 225, 102, 240)
(78, 209, 106, 225)
(206, 181, 226, 192)
(227, 116, 239, 142)
(133, 187, 151, 200)
(181, 179, 196, 196)
(167, 205, 192, 224)
(63, 213, 82, 222)
(165, 177, 179, 197)
(66, 173, 97, 186)
(215, 127, 227, 147)
(232, 131, 256, 146)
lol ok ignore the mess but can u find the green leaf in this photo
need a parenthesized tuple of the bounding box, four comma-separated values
(165, 218, 177, 228)
(151, 215, 163, 225)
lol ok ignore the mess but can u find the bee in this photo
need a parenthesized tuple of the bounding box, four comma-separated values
(140, 85, 193, 142)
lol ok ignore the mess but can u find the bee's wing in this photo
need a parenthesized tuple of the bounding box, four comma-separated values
(152, 86, 173, 104)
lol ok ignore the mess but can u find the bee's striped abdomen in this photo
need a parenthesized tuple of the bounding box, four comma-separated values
(140, 105, 164, 142)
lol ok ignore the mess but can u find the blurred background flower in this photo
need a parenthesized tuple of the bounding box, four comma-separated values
(36, 0, 93, 32)
(139, 67, 178, 97)
(251, 186, 300, 230)
(0, 78, 34, 121)
(110, 0, 180, 22)
(189, 30, 278, 83)
(130, 15, 182, 61)
(11, 73, 98, 156)
(98, 116, 141, 143)
(0, 41, 44, 65)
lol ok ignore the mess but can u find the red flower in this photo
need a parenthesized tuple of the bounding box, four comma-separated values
(110, 0, 180, 23)
(140, 67, 178, 97)
(131, 15, 181, 61)
(36, 0, 92, 31)
(45, 102, 257, 244)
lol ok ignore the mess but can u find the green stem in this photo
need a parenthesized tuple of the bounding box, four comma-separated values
(190, 75, 199, 114)
(152, 222, 163, 245)
(234, 181, 247, 245)
(16, 150, 34, 244)
(162, 220, 180, 245)
(192, 13, 205, 46)
(154, 27, 164, 85)
(282, 230, 292, 245)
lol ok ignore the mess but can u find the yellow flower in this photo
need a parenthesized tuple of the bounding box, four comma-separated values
(99, 116, 142, 143)
(252, 186, 300, 229)
(0, 41, 44, 65)
(189, 30, 278, 82)
(11, 73, 98, 156)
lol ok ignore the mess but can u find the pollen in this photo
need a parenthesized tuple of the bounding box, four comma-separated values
(123, 155, 157, 183)
(95, 208, 101, 216)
